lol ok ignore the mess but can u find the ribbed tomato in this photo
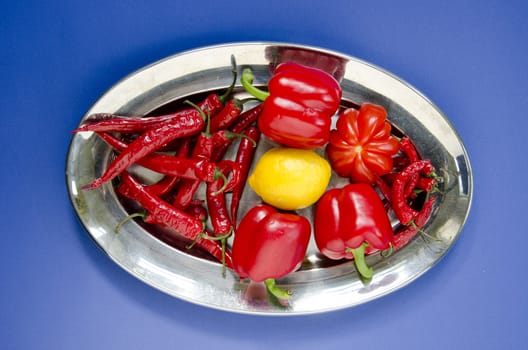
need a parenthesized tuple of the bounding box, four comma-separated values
(326, 103, 400, 184)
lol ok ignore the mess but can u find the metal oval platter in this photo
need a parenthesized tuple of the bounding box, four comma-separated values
(66, 42, 473, 315)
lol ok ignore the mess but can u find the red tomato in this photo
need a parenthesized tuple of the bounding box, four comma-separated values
(326, 103, 400, 183)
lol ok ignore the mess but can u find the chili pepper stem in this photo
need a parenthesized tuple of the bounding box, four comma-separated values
(185, 222, 207, 249)
(223, 130, 257, 147)
(241, 68, 270, 101)
(218, 55, 238, 103)
(409, 222, 442, 242)
(212, 170, 230, 195)
(114, 212, 146, 233)
(199, 229, 233, 242)
(184, 100, 210, 133)
(347, 242, 373, 281)
(264, 279, 292, 300)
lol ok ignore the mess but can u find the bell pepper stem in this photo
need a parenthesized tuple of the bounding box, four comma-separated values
(349, 242, 373, 280)
(241, 68, 270, 101)
(265, 279, 292, 300)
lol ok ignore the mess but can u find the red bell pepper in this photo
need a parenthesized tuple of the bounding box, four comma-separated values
(326, 103, 400, 184)
(314, 183, 394, 280)
(232, 204, 311, 298)
(241, 62, 342, 148)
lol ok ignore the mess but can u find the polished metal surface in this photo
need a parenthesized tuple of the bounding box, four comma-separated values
(66, 42, 473, 315)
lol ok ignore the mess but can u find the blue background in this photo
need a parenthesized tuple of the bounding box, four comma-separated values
(1, 0, 526, 348)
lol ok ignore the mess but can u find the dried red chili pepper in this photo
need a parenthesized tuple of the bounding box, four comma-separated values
(241, 63, 341, 148)
(117, 171, 232, 268)
(118, 172, 203, 238)
(400, 137, 419, 163)
(314, 183, 394, 280)
(172, 102, 218, 208)
(209, 99, 243, 133)
(96, 132, 237, 187)
(144, 175, 181, 197)
(74, 94, 223, 134)
(204, 162, 235, 274)
(82, 112, 205, 190)
(230, 104, 263, 133)
(210, 104, 263, 162)
(140, 137, 191, 196)
(230, 126, 260, 224)
(185, 203, 208, 223)
(398, 137, 421, 198)
(206, 162, 234, 236)
(393, 196, 436, 249)
(416, 176, 437, 193)
(391, 160, 432, 225)
(374, 175, 393, 204)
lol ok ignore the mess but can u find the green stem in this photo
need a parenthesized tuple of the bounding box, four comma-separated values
(348, 242, 373, 280)
(223, 130, 257, 147)
(114, 212, 146, 233)
(185, 99, 207, 120)
(199, 228, 233, 241)
(185, 99, 211, 135)
(211, 170, 229, 195)
(219, 55, 238, 103)
(265, 279, 292, 300)
(241, 68, 270, 101)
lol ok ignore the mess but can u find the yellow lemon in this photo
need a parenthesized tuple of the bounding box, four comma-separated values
(248, 148, 331, 210)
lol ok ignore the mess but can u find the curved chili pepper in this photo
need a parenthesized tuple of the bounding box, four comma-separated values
(143, 137, 191, 196)
(209, 99, 243, 133)
(231, 126, 260, 224)
(400, 137, 420, 163)
(399, 137, 421, 197)
(205, 162, 242, 272)
(118, 171, 204, 239)
(82, 112, 205, 190)
(404, 172, 420, 199)
(96, 132, 236, 185)
(230, 104, 263, 133)
(206, 162, 233, 236)
(144, 175, 181, 197)
(391, 160, 432, 225)
(416, 176, 437, 192)
(185, 203, 208, 223)
(210, 104, 263, 162)
(117, 171, 232, 268)
(204, 162, 234, 275)
(374, 175, 393, 204)
(74, 94, 222, 134)
(172, 102, 217, 208)
(393, 196, 436, 249)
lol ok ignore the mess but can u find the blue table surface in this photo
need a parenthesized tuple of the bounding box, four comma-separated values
(2, 1, 527, 349)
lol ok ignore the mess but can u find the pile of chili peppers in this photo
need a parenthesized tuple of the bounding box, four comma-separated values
(75, 58, 441, 301)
